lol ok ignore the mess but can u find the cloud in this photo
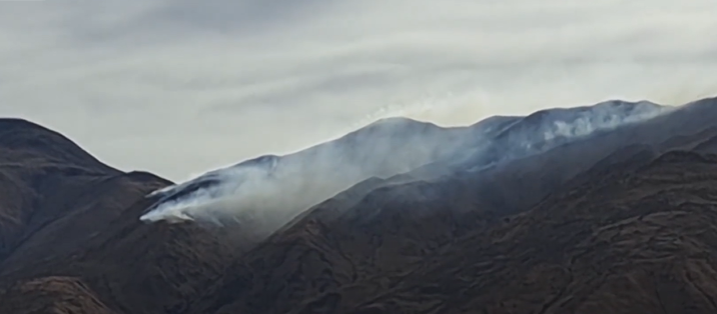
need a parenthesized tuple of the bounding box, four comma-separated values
(0, 0, 716, 180)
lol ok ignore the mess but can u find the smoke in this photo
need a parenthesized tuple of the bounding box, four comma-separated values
(448, 100, 675, 172)
(140, 117, 472, 230)
(349, 91, 492, 128)
(139, 99, 674, 237)
(542, 100, 674, 141)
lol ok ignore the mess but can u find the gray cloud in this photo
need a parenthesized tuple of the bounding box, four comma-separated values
(1, 0, 716, 180)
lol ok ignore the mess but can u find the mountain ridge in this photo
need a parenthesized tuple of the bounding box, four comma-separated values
(141, 99, 671, 230)
(0, 118, 120, 175)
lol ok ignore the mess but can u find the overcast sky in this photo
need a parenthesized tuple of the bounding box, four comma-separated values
(1, 0, 716, 181)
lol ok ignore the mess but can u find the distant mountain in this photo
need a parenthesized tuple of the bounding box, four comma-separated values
(140, 117, 472, 226)
(141, 99, 669, 233)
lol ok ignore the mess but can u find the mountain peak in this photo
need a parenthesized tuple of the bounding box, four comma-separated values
(369, 116, 420, 125)
(0, 118, 55, 135)
(0, 117, 118, 174)
(361, 116, 436, 131)
(350, 116, 440, 137)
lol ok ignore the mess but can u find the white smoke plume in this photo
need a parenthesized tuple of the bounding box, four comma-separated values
(139, 99, 674, 236)
(140, 117, 472, 228)
(544, 101, 672, 141)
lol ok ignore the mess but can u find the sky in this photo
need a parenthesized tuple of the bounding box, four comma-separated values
(0, 0, 716, 181)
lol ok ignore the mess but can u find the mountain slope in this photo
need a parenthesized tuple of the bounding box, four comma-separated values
(338, 150, 717, 314)
(140, 99, 668, 241)
(184, 97, 717, 314)
(140, 117, 475, 225)
(1, 277, 116, 314)
(0, 119, 239, 314)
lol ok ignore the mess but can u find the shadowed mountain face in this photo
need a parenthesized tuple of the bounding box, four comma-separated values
(2, 96, 717, 314)
(0, 120, 242, 314)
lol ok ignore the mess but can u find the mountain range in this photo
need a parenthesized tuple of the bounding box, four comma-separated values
(2, 96, 717, 313)
(140, 100, 667, 232)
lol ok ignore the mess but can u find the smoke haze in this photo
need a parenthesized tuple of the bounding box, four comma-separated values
(140, 100, 673, 235)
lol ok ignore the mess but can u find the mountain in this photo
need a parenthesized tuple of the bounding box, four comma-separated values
(140, 100, 668, 236)
(0, 119, 240, 313)
(140, 117, 469, 224)
(2, 96, 717, 314)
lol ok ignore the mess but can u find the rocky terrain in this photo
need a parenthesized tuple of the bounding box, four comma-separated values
(2, 96, 717, 313)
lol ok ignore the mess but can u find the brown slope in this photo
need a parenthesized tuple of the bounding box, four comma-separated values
(0, 277, 116, 314)
(0, 118, 239, 314)
(0, 118, 118, 172)
(0, 118, 120, 260)
(344, 150, 717, 314)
